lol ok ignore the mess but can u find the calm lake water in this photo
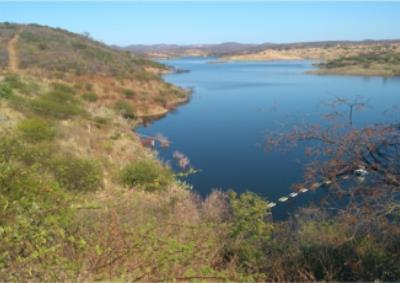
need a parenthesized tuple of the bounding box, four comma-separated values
(138, 57, 400, 219)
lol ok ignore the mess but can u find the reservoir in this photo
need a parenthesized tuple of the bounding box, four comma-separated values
(138, 57, 400, 218)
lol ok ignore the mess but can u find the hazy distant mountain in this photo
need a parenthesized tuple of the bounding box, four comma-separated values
(123, 42, 275, 58)
(123, 39, 400, 58)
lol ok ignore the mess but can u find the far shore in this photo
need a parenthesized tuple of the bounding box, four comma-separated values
(308, 67, 400, 77)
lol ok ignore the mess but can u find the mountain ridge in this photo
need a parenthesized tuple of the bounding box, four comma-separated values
(124, 39, 400, 58)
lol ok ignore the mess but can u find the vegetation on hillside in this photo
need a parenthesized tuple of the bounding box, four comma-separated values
(0, 23, 399, 281)
(1, 23, 188, 119)
(315, 50, 400, 76)
(15, 24, 165, 78)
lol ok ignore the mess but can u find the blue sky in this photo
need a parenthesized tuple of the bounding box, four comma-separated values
(0, 1, 399, 46)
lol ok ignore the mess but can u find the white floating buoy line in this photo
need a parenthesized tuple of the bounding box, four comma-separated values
(299, 188, 309, 193)
(268, 167, 369, 209)
(278, 196, 289, 202)
(268, 181, 322, 208)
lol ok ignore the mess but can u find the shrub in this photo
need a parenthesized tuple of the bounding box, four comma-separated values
(0, 84, 13, 99)
(0, 136, 56, 168)
(84, 83, 93, 91)
(225, 191, 273, 272)
(30, 90, 85, 119)
(3, 73, 25, 89)
(17, 118, 55, 142)
(50, 82, 75, 95)
(155, 96, 168, 107)
(0, 154, 72, 281)
(92, 116, 110, 126)
(81, 92, 98, 102)
(122, 89, 135, 98)
(51, 155, 102, 192)
(120, 159, 174, 191)
(114, 100, 136, 119)
(132, 70, 156, 81)
(0, 73, 31, 98)
(1, 73, 40, 96)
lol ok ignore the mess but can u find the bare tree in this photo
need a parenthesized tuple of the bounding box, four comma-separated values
(266, 96, 400, 217)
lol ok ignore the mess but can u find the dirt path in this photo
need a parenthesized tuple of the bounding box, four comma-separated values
(7, 31, 19, 72)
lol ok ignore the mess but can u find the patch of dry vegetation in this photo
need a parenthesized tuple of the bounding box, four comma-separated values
(221, 42, 400, 62)
(312, 50, 400, 76)
(3, 23, 188, 119)
(222, 42, 400, 77)
(16, 24, 164, 77)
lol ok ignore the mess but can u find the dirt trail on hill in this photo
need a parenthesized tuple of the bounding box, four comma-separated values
(7, 31, 20, 72)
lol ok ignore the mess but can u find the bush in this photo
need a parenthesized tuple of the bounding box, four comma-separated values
(30, 90, 85, 119)
(50, 82, 75, 95)
(84, 83, 93, 91)
(114, 100, 136, 119)
(82, 92, 98, 102)
(0, 136, 55, 168)
(120, 159, 174, 191)
(0, 84, 13, 99)
(225, 191, 273, 272)
(3, 73, 25, 90)
(51, 155, 102, 192)
(17, 118, 55, 142)
(122, 89, 135, 98)
(0, 154, 72, 281)
(132, 70, 157, 81)
(155, 96, 168, 107)
(0, 73, 28, 98)
(1, 73, 39, 95)
(92, 116, 110, 126)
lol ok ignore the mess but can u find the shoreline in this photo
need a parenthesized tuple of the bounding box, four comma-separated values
(136, 87, 192, 124)
(308, 68, 400, 77)
(216, 57, 400, 78)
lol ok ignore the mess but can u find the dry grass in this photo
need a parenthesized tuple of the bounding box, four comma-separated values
(221, 43, 400, 61)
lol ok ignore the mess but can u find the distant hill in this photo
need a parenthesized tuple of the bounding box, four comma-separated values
(123, 38, 400, 77)
(124, 42, 275, 58)
(124, 39, 400, 59)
